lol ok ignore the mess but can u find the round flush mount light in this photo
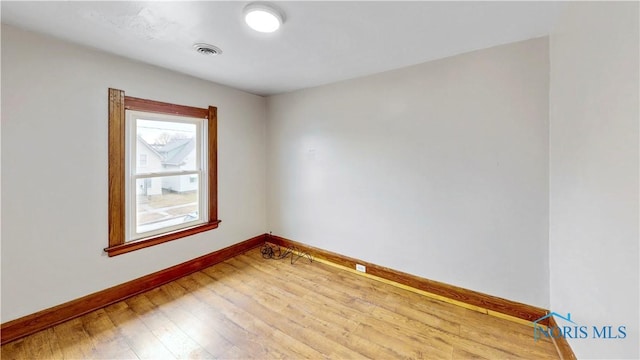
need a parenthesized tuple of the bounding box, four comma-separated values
(243, 2, 285, 33)
(193, 43, 223, 56)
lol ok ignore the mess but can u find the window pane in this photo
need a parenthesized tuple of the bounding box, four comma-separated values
(135, 175, 200, 236)
(136, 119, 197, 174)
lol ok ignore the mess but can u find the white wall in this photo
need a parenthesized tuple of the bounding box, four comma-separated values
(549, 2, 639, 359)
(267, 38, 550, 307)
(1, 24, 267, 322)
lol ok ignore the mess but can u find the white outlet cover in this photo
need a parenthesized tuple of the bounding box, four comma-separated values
(356, 264, 366, 272)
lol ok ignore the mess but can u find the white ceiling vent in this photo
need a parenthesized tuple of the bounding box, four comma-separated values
(193, 43, 222, 56)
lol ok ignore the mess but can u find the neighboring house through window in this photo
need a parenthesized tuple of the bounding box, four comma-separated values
(139, 153, 147, 167)
(106, 88, 220, 256)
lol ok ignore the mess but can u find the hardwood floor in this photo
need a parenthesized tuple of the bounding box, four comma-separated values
(1, 247, 559, 359)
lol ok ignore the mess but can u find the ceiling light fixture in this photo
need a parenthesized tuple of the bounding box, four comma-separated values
(243, 2, 285, 33)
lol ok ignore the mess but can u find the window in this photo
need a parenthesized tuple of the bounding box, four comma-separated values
(106, 88, 220, 256)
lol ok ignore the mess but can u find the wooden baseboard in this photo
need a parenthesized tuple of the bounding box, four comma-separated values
(549, 316, 578, 360)
(0, 234, 266, 345)
(268, 234, 549, 325)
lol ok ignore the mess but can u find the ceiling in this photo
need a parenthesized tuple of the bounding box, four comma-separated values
(1, 1, 565, 96)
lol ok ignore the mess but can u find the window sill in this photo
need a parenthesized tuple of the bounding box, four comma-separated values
(104, 220, 221, 257)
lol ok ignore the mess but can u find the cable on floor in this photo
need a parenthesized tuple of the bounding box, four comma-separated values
(261, 242, 313, 265)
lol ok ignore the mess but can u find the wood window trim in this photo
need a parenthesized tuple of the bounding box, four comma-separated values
(106, 88, 220, 257)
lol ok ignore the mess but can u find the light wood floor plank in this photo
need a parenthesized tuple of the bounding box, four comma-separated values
(190, 270, 326, 359)
(51, 317, 96, 359)
(144, 285, 234, 358)
(1, 338, 27, 360)
(80, 309, 138, 359)
(230, 255, 405, 358)
(203, 262, 365, 359)
(19, 329, 54, 359)
(125, 293, 215, 359)
(104, 301, 176, 359)
(1, 247, 559, 359)
(233, 254, 456, 358)
(176, 274, 298, 359)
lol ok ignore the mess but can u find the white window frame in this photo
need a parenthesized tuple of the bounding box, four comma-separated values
(125, 110, 209, 242)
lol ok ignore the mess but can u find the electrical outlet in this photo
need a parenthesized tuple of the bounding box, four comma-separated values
(355, 264, 366, 273)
